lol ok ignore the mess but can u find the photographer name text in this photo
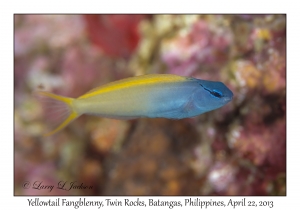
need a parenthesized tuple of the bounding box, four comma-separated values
(23, 181, 93, 192)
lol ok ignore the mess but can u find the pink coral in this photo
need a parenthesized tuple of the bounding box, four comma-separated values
(161, 20, 232, 78)
(234, 118, 286, 174)
(208, 161, 236, 193)
(83, 15, 149, 58)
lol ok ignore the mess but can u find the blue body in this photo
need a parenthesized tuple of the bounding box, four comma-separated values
(143, 78, 233, 119)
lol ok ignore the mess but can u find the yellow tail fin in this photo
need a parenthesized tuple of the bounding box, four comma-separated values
(34, 91, 79, 137)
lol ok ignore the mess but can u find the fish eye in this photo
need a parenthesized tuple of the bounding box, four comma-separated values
(210, 90, 222, 98)
(199, 83, 223, 99)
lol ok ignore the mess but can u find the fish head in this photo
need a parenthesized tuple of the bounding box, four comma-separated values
(193, 80, 233, 112)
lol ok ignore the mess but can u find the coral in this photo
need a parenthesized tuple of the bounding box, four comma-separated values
(161, 19, 232, 78)
(83, 15, 149, 58)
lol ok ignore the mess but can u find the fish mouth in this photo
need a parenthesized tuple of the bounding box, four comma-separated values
(224, 95, 233, 102)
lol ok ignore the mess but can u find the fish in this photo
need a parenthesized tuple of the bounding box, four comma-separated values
(35, 74, 233, 136)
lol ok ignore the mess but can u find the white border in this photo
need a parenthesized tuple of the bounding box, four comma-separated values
(3, 0, 296, 209)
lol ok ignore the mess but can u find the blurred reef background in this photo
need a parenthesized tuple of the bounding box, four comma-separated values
(14, 14, 286, 195)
